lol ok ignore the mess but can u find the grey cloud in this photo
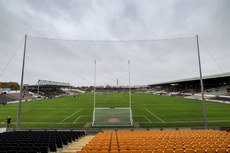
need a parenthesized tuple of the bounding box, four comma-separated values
(0, 0, 229, 86)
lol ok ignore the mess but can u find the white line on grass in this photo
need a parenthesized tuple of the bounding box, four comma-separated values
(143, 115, 152, 123)
(58, 108, 83, 124)
(3, 119, 230, 125)
(73, 116, 82, 123)
(145, 108, 165, 123)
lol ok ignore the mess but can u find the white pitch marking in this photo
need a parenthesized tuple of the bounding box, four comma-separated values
(143, 115, 152, 123)
(58, 108, 83, 124)
(73, 116, 82, 123)
(3, 119, 230, 125)
(145, 108, 165, 123)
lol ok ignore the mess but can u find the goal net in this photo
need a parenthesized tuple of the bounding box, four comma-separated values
(3, 35, 224, 128)
(93, 107, 133, 126)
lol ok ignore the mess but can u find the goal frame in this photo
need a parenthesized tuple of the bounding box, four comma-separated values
(92, 107, 133, 126)
(91, 60, 133, 127)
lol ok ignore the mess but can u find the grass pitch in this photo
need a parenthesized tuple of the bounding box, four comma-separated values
(0, 93, 230, 128)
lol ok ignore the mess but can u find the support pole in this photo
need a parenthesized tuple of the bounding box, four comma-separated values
(92, 60, 96, 126)
(128, 60, 131, 108)
(196, 35, 207, 128)
(117, 79, 118, 88)
(128, 60, 133, 126)
(16, 34, 27, 129)
(37, 80, 40, 95)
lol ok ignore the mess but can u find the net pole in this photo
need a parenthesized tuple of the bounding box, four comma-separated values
(16, 34, 27, 129)
(128, 60, 133, 126)
(128, 60, 131, 107)
(196, 35, 207, 128)
(37, 79, 40, 95)
(92, 60, 96, 125)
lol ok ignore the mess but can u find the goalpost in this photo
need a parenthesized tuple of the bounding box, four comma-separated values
(92, 60, 133, 126)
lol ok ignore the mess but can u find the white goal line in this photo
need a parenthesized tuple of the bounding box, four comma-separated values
(95, 107, 131, 109)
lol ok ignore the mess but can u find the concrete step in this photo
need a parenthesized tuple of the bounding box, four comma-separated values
(60, 135, 95, 153)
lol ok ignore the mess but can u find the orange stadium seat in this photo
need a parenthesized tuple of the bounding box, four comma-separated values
(110, 151, 119, 153)
(101, 146, 109, 151)
(166, 146, 174, 150)
(129, 146, 138, 151)
(216, 148, 227, 153)
(206, 149, 216, 153)
(98, 151, 109, 153)
(195, 149, 206, 153)
(185, 149, 195, 153)
(80, 130, 230, 153)
(163, 150, 174, 153)
(219, 144, 229, 149)
(184, 145, 193, 150)
(87, 151, 98, 153)
(175, 146, 183, 150)
(120, 146, 129, 150)
(77, 151, 87, 153)
(82, 146, 91, 151)
(211, 144, 219, 149)
(174, 150, 184, 153)
(148, 146, 157, 151)
(157, 146, 166, 150)
(202, 144, 211, 149)
(143, 150, 153, 153)
(153, 150, 163, 153)
(120, 150, 131, 153)
(93, 146, 101, 151)
(111, 146, 118, 150)
(138, 146, 147, 151)
(131, 150, 142, 153)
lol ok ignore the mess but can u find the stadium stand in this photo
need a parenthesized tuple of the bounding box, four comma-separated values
(0, 131, 85, 153)
(28, 89, 66, 98)
(209, 97, 230, 102)
(0, 94, 16, 104)
(6, 92, 34, 100)
(78, 130, 230, 153)
(203, 86, 230, 96)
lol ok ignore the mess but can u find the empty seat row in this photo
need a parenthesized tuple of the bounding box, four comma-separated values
(78, 130, 229, 153)
(78, 149, 230, 153)
(0, 131, 85, 153)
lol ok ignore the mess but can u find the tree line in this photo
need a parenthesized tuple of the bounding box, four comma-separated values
(0, 82, 20, 90)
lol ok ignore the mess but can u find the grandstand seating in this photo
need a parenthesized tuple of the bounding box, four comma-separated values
(6, 93, 35, 100)
(0, 131, 85, 153)
(28, 90, 66, 98)
(79, 130, 230, 153)
(210, 97, 230, 102)
(0, 94, 16, 104)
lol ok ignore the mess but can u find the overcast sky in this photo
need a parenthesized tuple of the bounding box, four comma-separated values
(0, 0, 229, 87)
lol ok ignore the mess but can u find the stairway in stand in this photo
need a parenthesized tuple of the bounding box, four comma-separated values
(61, 135, 95, 153)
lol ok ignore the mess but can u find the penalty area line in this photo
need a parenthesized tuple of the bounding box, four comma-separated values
(58, 108, 83, 124)
(143, 115, 152, 123)
(73, 116, 82, 123)
(145, 108, 165, 123)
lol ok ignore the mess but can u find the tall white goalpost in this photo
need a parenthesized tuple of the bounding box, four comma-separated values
(92, 60, 133, 126)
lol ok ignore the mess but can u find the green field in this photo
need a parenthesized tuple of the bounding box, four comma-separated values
(0, 93, 230, 128)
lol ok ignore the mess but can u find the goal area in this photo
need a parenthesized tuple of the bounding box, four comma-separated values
(92, 107, 133, 126)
